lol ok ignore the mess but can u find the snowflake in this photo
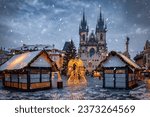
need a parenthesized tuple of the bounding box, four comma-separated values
(58, 28, 61, 31)
(115, 39, 118, 42)
(52, 4, 55, 8)
(59, 18, 62, 21)
(21, 40, 23, 43)
(41, 28, 47, 34)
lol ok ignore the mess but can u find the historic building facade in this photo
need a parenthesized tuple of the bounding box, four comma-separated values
(134, 40, 150, 69)
(78, 9, 108, 73)
(144, 40, 150, 69)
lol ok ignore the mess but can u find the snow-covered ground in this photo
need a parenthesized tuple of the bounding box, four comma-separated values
(0, 76, 149, 100)
(129, 83, 150, 100)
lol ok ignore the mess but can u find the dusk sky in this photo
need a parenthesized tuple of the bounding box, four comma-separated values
(0, 0, 150, 58)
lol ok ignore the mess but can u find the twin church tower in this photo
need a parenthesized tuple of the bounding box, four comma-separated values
(78, 8, 108, 72)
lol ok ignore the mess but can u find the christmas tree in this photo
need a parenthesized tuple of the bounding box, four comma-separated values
(62, 40, 77, 75)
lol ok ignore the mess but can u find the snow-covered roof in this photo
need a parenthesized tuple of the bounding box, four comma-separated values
(0, 51, 41, 71)
(99, 51, 141, 69)
(118, 53, 141, 69)
(12, 44, 53, 51)
(47, 49, 64, 55)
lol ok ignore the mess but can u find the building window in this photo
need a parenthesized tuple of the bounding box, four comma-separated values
(82, 34, 85, 41)
(89, 48, 95, 57)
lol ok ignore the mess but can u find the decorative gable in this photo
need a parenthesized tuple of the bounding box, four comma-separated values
(30, 53, 51, 67)
(102, 55, 126, 67)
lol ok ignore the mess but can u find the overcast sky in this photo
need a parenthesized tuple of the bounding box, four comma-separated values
(0, 0, 150, 58)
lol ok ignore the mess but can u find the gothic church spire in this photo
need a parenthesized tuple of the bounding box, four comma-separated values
(96, 8, 106, 32)
(79, 10, 89, 34)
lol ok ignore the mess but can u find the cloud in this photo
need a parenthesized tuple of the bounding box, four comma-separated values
(0, 0, 150, 59)
(135, 28, 149, 34)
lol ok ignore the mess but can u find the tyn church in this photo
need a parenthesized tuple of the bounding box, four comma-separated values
(78, 9, 108, 73)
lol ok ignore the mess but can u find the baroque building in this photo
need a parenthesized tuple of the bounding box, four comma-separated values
(78, 9, 108, 73)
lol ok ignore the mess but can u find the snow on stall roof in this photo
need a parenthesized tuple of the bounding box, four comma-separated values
(0, 51, 41, 71)
(12, 44, 53, 51)
(100, 51, 141, 69)
(118, 53, 141, 69)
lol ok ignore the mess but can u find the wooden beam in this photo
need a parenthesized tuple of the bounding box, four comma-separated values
(125, 66, 129, 89)
(17, 74, 19, 89)
(40, 68, 42, 83)
(114, 68, 116, 88)
(2, 73, 5, 86)
(49, 71, 52, 88)
(103, 69, 105, 88)
(28, 67, 51, 69)
(10, 73, 12, 87)
(27, 69, 31, 91)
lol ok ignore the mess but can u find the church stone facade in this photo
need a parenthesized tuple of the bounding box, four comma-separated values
(78, 9, 108, 73)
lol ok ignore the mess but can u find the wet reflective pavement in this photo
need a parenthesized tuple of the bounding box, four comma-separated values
(0, 76, 150, 100)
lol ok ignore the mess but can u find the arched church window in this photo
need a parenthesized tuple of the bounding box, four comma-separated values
(82, 34, 85, 41)
(89, 48, 95, 57)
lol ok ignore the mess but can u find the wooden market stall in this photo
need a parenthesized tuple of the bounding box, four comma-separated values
(98, 51, 141, 89)
(0, 50, 58, 91)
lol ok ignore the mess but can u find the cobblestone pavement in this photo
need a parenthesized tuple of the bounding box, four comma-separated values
(0, 76, 149, 100)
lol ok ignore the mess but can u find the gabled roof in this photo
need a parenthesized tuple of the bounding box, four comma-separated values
(47, 49, 65, 55)
(99, 51, 141, 70)
(62, 41, 71, 51)
(0, 50, 56, 71)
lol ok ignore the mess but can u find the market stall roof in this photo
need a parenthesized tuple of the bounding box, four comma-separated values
(98, 51, 141, 70)
(118, 52, 141, 69)
(0, 50, 56, 71)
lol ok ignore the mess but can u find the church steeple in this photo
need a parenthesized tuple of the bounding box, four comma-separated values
(99, 7, 102, 21)
(96, 8, 106, 33)
(79, 10, 89, 34)
(83, 10, 86, 23)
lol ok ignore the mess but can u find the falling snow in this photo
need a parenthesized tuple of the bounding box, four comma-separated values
(58, 28, 61, 31)
(0, 0, 149, 58)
